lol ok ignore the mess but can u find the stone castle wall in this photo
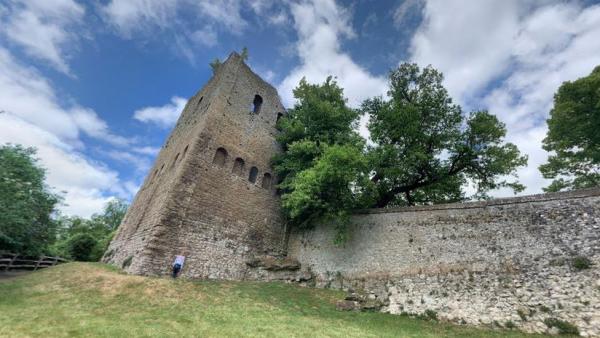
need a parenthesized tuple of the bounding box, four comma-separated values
(104, 53, 287, 279)
(288, 188, 600, 336)
(103, 52, 600, 336)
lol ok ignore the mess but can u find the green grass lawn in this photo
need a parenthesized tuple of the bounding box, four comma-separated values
(0, 263, 548, 338)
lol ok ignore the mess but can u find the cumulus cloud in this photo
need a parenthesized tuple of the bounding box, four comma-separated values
(0, 113, 120, 217)
(191, 25, 218, 47)
(278, 0, 387, 108)
(410, 0, 525, 104)
(410, 0, 600, 195)
(99, 0, 178, 38)
(133, 96, 187, 128)
(132, 146, 160, 156)
(0, 0, 85, 74)
(103, 150, 152, 175)
(0, 48, 133, 146)
(0, 47, 142, 216)
(100, 0, 252, 60)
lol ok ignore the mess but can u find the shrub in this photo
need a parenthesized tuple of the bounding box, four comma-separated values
(424, 309, 438, 321)
(90, 230, 116, 262)
(66, 233, 98, 261)
(539, 305, 552, 313)
(544, 318, 579, 335)
(504, 321, 516, 329)
(517, 309, 528, 321)
(571, 256, 592, 270)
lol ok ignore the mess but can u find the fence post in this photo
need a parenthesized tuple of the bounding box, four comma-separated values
(34, 256, 43, 271)
(6, 254, 17, 272)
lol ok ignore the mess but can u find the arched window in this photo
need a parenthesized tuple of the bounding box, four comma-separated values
(248, 166, 258, 183)
(213, 147, 227, 167)
(261, 173, 272, 189)
(232, 158, 245, 175)
(252, 95, 263, 114)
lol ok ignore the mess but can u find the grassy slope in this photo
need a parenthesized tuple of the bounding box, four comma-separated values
(0, 263, 546, 338)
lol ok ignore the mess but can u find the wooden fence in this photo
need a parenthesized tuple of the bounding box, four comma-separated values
(0, 253, 67, 271)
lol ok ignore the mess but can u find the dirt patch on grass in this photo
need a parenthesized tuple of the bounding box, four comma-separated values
(45, 263, 207, 302)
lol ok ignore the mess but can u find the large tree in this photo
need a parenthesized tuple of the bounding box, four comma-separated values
(539, 66, 600, 192)
(273, 77, 371, 241)
(0, 144, 60, 255)
(362, 63, 528, 207)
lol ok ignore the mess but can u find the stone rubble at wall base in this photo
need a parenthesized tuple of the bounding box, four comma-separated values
(288, 188, 600, 337)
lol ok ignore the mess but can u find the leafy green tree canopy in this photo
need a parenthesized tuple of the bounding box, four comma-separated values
(273, 77, 371, 240)
(0, 144, 60, 255)
(363, 63, 528, 207)
(51, 198, 128, 261)
(540, 65, 600, 191)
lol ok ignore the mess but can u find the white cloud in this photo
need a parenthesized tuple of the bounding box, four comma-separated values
(104, 150, 152, 175)
(278, 0, 387, 108)
(71, 108, 133, 147)
(410, 0, 600, 195)
(191, 25, 218, 48)
(132, 146, 160, 156)
(0, 48, 132, 146)
(268, 10, 289, 26)
(194, 0, 247, 34)
(0, 0, 85, 74)
(133, 96, 187, 128)
(410, 0, 525, 103)
(100, 0, 249, 54)
(0, 113, 120, 217)
(100, 0, 179, 38)
(0, 47, 142, 217)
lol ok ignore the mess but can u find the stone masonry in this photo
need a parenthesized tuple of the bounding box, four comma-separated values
(288, 188, 600, 336)
(104, 53, 600, 336)
(103, 52, 287, 279)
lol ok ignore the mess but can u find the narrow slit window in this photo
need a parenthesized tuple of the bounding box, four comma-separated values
(232, 158, 245, 175)
(172, 153, 180, 167)
(182, 145, 189, 157)
(252, 95, 263, 114)
(261, 173, 272, 189)
(213, 147, 227, 167)
(248, 166, 258, 183)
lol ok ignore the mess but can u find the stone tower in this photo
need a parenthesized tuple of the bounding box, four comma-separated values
(103, 52, 287, 279)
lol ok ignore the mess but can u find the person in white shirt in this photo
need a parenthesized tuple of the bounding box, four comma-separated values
(172, 255, 185, 278)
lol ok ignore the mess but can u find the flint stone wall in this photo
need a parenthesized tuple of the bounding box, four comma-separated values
(288, 188, 600, 336)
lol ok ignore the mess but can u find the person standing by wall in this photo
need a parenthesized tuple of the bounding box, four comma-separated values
(172, 255, 185, 278)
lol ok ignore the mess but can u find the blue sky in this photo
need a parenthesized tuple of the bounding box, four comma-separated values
(1, 0, 600, 217)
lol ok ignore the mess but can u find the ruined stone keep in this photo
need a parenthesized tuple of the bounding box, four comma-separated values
(104, 52, 287, 279)
(105, 52, 600, 336)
